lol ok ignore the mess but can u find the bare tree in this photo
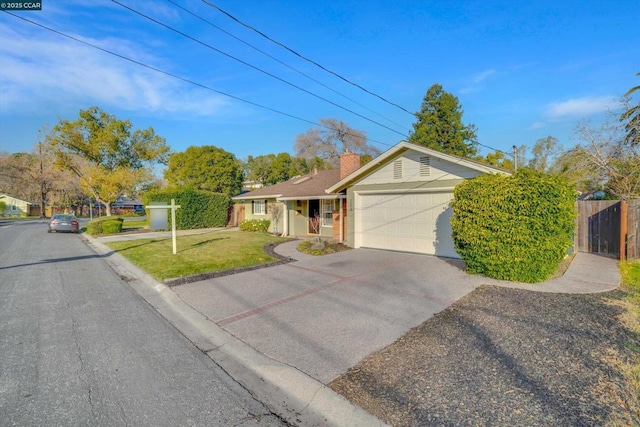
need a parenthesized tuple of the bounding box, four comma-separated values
(0, 138, 81, 216)
(555, 114, 640, 200)
(294, 118, 380, 168)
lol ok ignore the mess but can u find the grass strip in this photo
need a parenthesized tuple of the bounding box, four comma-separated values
(618, 260, 640, 422)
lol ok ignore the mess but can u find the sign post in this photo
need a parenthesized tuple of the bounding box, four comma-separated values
(145, 199, 181, 255)
(171, 199, 179, 255)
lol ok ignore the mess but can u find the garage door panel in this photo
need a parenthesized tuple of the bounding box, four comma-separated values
(355, 192, 458, 258)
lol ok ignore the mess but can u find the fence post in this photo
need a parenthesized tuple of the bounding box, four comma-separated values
(620, 200, 628, 261)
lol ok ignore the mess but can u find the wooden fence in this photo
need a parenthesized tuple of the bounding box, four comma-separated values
(575, 200, 640, 260)
(627, 199, 640, 260)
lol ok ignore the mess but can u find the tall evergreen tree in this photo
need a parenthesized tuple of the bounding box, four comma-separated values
(408, 84, 478, 157)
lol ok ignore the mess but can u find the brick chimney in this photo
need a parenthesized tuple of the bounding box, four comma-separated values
(340, 151, 361, 179)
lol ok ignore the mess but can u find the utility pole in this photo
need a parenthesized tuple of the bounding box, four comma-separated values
(513, 145, 518, 172)
(39, 142, 46, 218)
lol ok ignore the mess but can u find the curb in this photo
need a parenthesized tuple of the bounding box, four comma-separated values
(82, 235, 388, 427)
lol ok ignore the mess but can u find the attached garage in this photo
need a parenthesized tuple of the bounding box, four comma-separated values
(354, 190, 456, 257)
(327, 141, 510, 259)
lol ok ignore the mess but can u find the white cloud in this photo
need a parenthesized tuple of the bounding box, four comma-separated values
(546, 96, 620, 119)
(459, 69, 497, 94)
(0, 23, 229, 117)
(473, 69, 496, 83)
(529, 122, 546, 130)
(459, 86, 478, 95)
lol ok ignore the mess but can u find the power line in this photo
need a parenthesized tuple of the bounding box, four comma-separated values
(200, 0, 417, 117)
(476, 142, 514, 158)
(111, 0, 408, 139)
(2, 11, 397, 150)
(164, 0, 411, 134)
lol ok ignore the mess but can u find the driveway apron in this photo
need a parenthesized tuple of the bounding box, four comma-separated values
(173, 248, 489, 384)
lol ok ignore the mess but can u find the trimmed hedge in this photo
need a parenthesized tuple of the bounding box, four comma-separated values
(86, 216, 124, 235)
(239, 219, 270, 232)
(143, 188, 230, 230)
(451, 169, 576, 283)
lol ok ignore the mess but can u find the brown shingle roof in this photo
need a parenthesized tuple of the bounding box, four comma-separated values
(233, 169, 341, 200)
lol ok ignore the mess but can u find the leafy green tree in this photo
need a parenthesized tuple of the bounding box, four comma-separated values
(528, 136, 562, 173)
(245, 153, 290, 186)
(165, 145, 243, 196)
(620, 72, 640, 146)
(49, 106, 169, 216)
(245, 153, 333, 186)
(408, 84, 478, 157)
(483, 150, 514, 171)
(294, 118, 380, 168)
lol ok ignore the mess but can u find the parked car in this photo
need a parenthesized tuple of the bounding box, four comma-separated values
(48, 214, 80, 233)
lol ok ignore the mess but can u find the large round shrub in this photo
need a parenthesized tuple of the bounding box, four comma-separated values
(86, 216, 124, 235)
(451, 169, 576, 283)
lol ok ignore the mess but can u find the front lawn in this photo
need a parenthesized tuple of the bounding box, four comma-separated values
(105, 231, 288, 281)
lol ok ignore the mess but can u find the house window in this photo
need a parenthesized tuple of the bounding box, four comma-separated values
(321, 199, 335, 227)
(393, 159, 403, 179)
(419, 156, 430, 176)
(252, 200, 266, 215)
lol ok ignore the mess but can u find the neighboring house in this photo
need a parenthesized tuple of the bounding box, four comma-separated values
(326, 141, 510, 258)
(233, 153, 361, 240)
(111, 197, 144, 215)
(0, 194, 40, 217)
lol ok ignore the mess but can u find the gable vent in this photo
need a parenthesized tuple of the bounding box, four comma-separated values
(393, 159, 403, 179)
(419, 156, 430, 176)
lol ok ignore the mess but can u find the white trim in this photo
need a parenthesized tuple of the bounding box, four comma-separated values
(277, 195, 346, 201)
(233, 194, 281, 201)
(339, 199, 343, 242)
(283, 202, 289, 237)
(320, 199, 334, 227)
(252, 200, 267, 215)
(354, 187, 456, 195)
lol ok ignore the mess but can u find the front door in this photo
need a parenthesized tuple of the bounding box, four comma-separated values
(308, 199, 320, 234)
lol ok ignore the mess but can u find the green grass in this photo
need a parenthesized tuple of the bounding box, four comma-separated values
(0, 216, 40, 220)
(105, 231, 288, 281)
(621, 260, 640, 302)
(617, 260, 640, 422)
(122, 219, 147, 230)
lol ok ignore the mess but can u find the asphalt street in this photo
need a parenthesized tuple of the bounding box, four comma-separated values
(0, 220, 284, 426)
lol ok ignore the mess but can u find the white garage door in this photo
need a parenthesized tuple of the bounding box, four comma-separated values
(354, 191, 458, 258)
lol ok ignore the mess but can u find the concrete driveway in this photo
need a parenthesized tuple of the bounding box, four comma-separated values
(173, 246, 492, 384)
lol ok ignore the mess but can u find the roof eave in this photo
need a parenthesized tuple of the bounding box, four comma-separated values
(232, 194, 282, 201)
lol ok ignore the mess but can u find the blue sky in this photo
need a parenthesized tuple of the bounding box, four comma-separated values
(1, 0, 638, 163)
